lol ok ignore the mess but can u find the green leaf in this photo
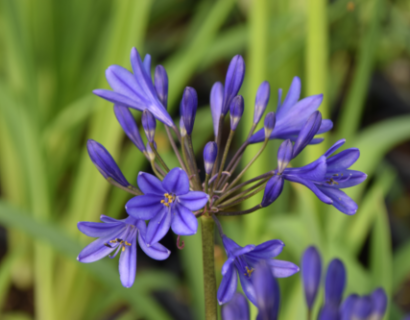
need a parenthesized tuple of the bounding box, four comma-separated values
(393, 240, 410, 292)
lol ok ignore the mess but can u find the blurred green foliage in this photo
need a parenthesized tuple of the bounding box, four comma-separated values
(0, 0, 410, 319)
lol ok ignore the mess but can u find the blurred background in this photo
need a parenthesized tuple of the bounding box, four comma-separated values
(0, 0, 410, 319)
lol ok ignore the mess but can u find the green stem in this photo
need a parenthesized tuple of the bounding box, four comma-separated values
(149, 141, 170, 172)
(200, 215, 217, 320)
(215, 129, 235, 187)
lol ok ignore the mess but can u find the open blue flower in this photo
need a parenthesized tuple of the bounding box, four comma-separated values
(126, 168, 209, 245)
(77, 215, 170, 288)
(249, 77, 332, 144)
(93, 47, 174, 127)
(217, 235, 299, 306)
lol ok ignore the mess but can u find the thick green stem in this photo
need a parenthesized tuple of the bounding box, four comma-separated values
(201, 215, 217, 320)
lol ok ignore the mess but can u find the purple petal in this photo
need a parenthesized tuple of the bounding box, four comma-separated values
(177, 191, 209, 211)
(146, 209, 172, 245)
(284, 176, 333, 204)
(93, 89, 146, 111)
(221, 292, 250, 320)
(222, 235, 242, 254)
(143, 54, 151, 75)
(326, 149, 360, 173)
(254, 261, 280, 320)
(114, 105, 145, 152)
(154, 65, 168, 108)
(253, 81, 270, 125)
(267, 259, 300, 278)
(283, 156, 327, 181)
(77, 238, 116, 263)
(352, 296, 373, 319)
(318, 304, 340, 320)
(162, 168, 189, 195)
(317, 186, 358, 215)
(222, 55, 245, 115)
(238, 270, 257, 305)
(261, 175, 284, 207)
(371, 288, 387, 317)
(222, 256, 236, 276)
(141, 109, 156, 143)
(100, 215, 121, 223)
(106, 65, 144, 103)
(246, 240, 284, 260)
(341, 294, 359, 320)
(276, 76, 301, 116)
(302, 246, 322, 309)
(318, 119, 333, 134)
(171, 204, 198, 236)
(292, 111, 322, 158)
(138, 231, 170, 260)
(277, 139, 293, 172)
(203, 142, 218, 175)
(327, 170, 367, 188)
(77, 221, 124, 238)
(137, 172, 166, 195)
(210, 82, 224, 137)
(325, 139, 346, 157)
(325, 259, 346, 307)
(125, 195, 165, 220)
(180, 87, 198, 135)
(119, 230, 137, 287)
(217, 264, 238, 305)
(230, 95, 244, 131)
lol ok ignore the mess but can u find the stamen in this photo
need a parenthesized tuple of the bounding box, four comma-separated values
(244, 266, 254, 277)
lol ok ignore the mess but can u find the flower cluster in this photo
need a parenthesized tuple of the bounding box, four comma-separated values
(77, 46, 367, 311)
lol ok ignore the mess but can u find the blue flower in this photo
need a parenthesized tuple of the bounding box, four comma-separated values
(125, 168, 209, 244)
(248, 76, 333, 144)
(217, 235, 298, 305)
(222, 292, 250, 320)
(114, 105, 146, 152)
(77, 215, 170, 288)
(302, 246, 322, 310)
(93, 47, 174, 127)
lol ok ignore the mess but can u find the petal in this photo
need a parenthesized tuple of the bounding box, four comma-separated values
(238, 271, 257, 305)
(178, 191, 209, 210)
(267, 259, 300, 278)
(246, 240, 284, 260)
(285, 176, 333, 205)
(77, 221, 124, 238)
(325, 258, 346, 307)
(146, 209, 172, 245)
(119, 230, 137, 288)
(222, 235, 242, 254)
(318, 119, 333, 134)
(341, 294, 359, 320)
(292, 111, 322, 158)
(222, 55, 245, 115)
(326, 148, 360, 173)
(162, 168, 189, 195)
(125, 195, 165, 220)
(371, 288, 387, 317)
(211, 82, 224, 137)
(302, 246, 322, 309)
(137, 172, 166, 195)
(221, 292, 250, 320)
(93, 89, 145, 111)
(317, 186, 358, 215)
(261, 175, 284, 207)
(171, 204, 198, 236)
(143, 54, 151, 75)
(100, 215, 121, 223)
(277, 139, 293, 172)
(284, 156, 327, 181)
(77, 238, 116, 263)
(331, 170, 367, 188)
(277, 76, 301, 116)
(254, 261, 280, 320)
(106, 65, 144, 103)
(352, 296, 373, 319)
(138, 231, 170, 260)
(222, 256, 236, 276)
(325, 139, 346, 157)
(114, 105, 145, 152)
(318, 304, 340, 320)
(217, 265, 238, 305)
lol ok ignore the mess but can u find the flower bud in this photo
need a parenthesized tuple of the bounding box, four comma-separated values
(141, 109, 156, 143)
(155, 65, 168, 108)
(292, 111, 322, 158)
(253, 81, 270, 125)
(203, 142, 218, 175)
(180, 87, 198, 135)
(341, 294, 359, 320)
(87, 139, 129, 188)
(264, 112, 276, 139)
(302, 246, 322, 309)
(180, 117, 187, 137)
(143, 54, 151, 75)
(261, 175, 284, 207)
(222, 55, 245, 115)
(229, 95, 244, 131)
(277, 88, 283, 109)
(325, 259, 346, 307)
(370, 288, 387, 319)
(352, 296, 373, 320)
(146, 142, 156, 161)
(211, 82, 224, 137)
(114, 105, 145, 152)
(277, 139, 293, 173)
(221, 293, 249, 320)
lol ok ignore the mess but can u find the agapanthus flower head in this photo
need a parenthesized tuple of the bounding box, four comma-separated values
(203, 142, 218, 175)
(230, 95, 244, 131)
(302, 246, 322, 310)
(93, 47, 174, 127)
(154, 65, 168, 108)
(217, 235, 298, 305)
(180, 87, 198, 135)
(253, 81, 270, 125)
(87, 139, 130, 189)
(77, 215, 170, 287)
(249, 76, 332, 144)
(222, 55, 245, 115)
(125, 168, 208, 244)
(221, 292, 250, 320)
(114, 105, 145, 152)
(324, 259, 346, 307)
(141, 109, 156, 143)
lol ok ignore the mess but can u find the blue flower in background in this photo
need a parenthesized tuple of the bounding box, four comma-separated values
(249, 76, 333, 144)
(77, 215, 170, 287)
(217, 235, 298, 305)
(126, 168, 208, 245)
